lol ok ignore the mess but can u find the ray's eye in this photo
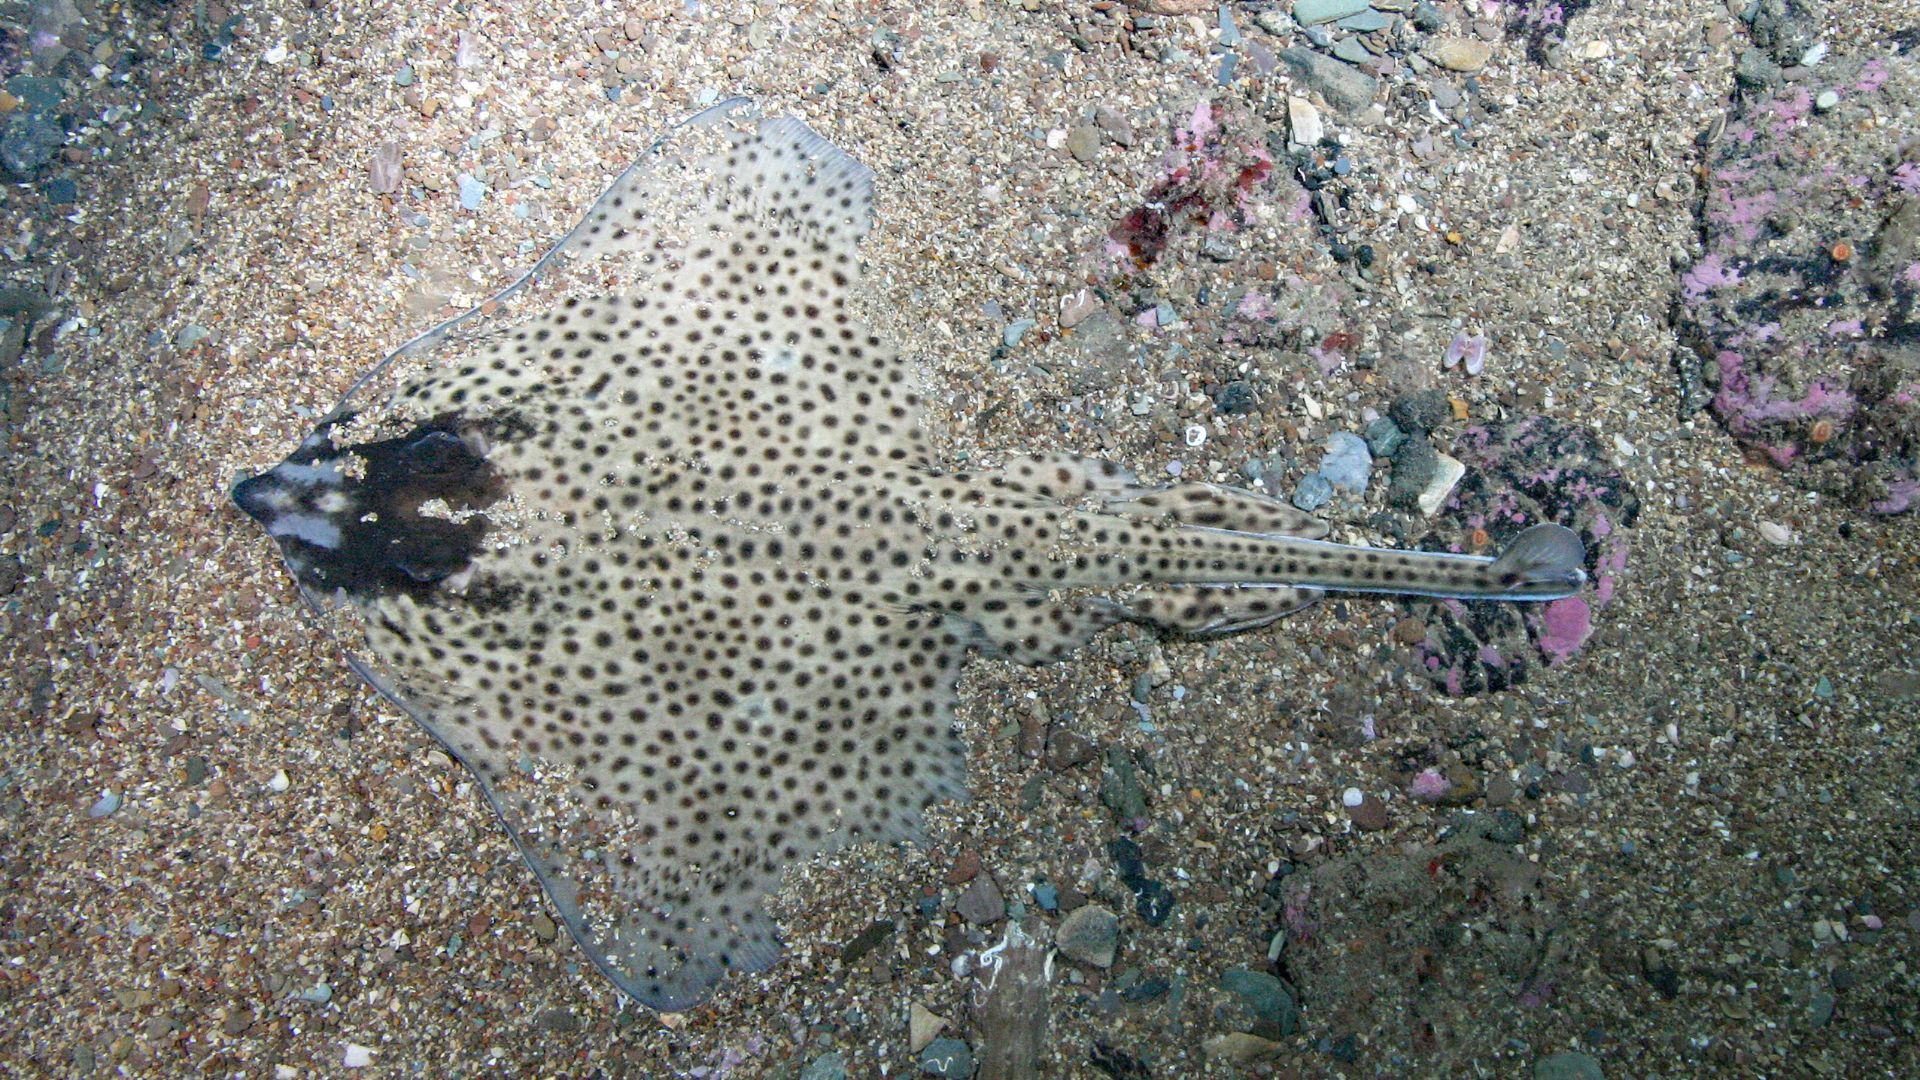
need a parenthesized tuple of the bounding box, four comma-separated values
(403, 430, 479, 476)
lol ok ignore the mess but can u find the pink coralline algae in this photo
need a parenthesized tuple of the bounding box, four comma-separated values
(1535, 598, 1592, 666)
(1103, 100, 1276, 271)
(1674, 50, 1919, 513)
(1409, 418, 1636, 695)
(1409, 769, 1452, 802)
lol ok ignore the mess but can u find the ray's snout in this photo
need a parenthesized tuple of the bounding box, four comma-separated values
(231, 470, 286, 526)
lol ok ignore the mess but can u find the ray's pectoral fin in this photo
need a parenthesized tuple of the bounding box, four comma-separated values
(1104, 481, 1331, 539)
(1114, 585, 1323, 637)
(962, 597, 1125, 666)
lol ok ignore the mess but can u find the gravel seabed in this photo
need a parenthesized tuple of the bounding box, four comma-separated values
(1, 1, 1916, 1076)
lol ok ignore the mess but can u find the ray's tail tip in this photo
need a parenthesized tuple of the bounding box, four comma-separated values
(1490, 523, 1588, 598)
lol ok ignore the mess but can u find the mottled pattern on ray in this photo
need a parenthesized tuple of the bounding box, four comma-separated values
(233, 101, 1588, 1010)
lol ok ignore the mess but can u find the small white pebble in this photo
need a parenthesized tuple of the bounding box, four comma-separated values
(343, 1043, 374, 1068)
(1341, 787, 1364, 808)
(1184, 424, 1207, 448)
(268, 769, 291, 793)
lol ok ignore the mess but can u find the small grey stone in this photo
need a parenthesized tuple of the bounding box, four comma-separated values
(1217, 968, 1299, 1039)
(1534, 1052, 1605, 1080)
(1291, 473, 1333, 511)
(1429, 78, 1462, 109)
(1412, 2, 1447, 32)
(919, 1038, 975, 1078)
(0, 112, 64, 179)
(1734, 49, 1781, 91)
(1363, 417, 1407, 457)
(1331, 37, 1373, 65)
(955, 873, 1005, 925)
(1056, 904, 1119, 967)
(1093, 104, 1135, 147)
(1276, 47, 1379, 115)
(1291, 0, 1370, 26)
(1317, 432, 1372, 495)
(800, 1052, 848, 1080)
(1337, 11, 1391, 31)
(1482, 809, 1526, 844)
(457, 173, 487, 210)
(1065, 124, 1101, 164)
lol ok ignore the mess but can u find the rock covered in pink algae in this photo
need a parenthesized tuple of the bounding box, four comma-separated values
(1399, 417, 1635, 696)
(1673, 46, 1920, 512)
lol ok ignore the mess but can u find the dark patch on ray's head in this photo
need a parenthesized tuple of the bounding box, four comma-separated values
(232, 411, 505, 601)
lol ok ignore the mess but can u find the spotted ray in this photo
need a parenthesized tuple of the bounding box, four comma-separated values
(232, 99, 1585, 1010)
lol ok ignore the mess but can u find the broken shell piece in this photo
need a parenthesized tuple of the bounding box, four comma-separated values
(1416, 452, 1466, 515)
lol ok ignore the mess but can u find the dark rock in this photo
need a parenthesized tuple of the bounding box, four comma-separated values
(919, 1038, 975, 1078)
(1217, 968, 1299, 1039)
(1388, 390, 1450, 433)
(1387, 441, 1440, 510)
(1, 112, 65, 179)
(1100, 747, 1149, 825)
(956, 873, 1005, 925)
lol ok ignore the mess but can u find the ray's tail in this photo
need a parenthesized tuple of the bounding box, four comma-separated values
(1061, 519, 1587, 601)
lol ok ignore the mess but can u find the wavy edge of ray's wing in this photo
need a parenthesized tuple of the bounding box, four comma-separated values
(321, 96, 761, 425)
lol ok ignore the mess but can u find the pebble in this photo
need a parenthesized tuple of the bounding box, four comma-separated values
(392, 64, 415, 87)
(1337, 10, 1391, 31)
(1331, 37, 1373, 65)
(1814, 89, 1840, 111)
(1002, 317, 1035, 347)
(1346, 792, 1389, 831)
(457, 173, 486, 211)
(1287, 96, 1323, 145)
(1427, 37, 1494, 73)
(1276, 47, 1380, 115)
(919, 1037, 974, 1078)
(88, 791, 121, 818)
(1417, 451, 1465, 515)
(1217, 968, 1299, 1039)
(1317, 432, 1372, 495)
(1533, 1052, 1604, 1080)
(530, 912, 558, 942)
(342, 1044, 374, 1069)
(1031, 882, 1059, 911)
(43, 177, 75, 205)
(1056, 904, 1120, 967)
(1202, 1032, 1285, 1065)
(909, 1001, 947, 1053)
(1093, 104, 1135, 146)
(1065, 125, 1101, 163)
(1058, 289, 1097, 329)
(1363, 417, 1407, 456)
(945, 849, 982, 885)
(1389, 616, 1428, 646)
(1100, 747, 1149, 823)
(268, 769, 290, 793)
(1388, 389, 1449, 433)
(368, 142, 403, 194)
(1412, 1, 1447, 31)
(1291, 473, 1334, 511)
(1292, 0, 1370, 26)
(800, 1053, 848, 1080)
(955, 873, 1005, 925)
